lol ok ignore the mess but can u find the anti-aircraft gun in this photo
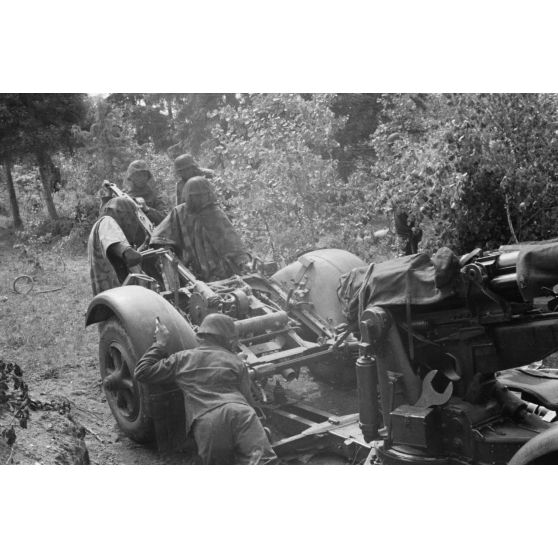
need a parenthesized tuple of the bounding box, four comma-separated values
(355, 243, 558, 464)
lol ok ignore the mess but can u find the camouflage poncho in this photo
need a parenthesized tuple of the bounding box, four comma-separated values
(88, 198, 144, 295)
(123, 160, 167, 224)
(150, 177, 246, 281)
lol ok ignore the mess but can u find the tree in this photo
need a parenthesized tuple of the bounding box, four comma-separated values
(79, 98, 139, 191)
(202, 94, 351, 260)
(1, 162, 22, 229)
(1, 94, 88, 221)
(106, 94, 177, 151)
(105, 94, 240, 157)
(0, 94, 24, 228)
(330, 93, 381, 180)
(172, 94, 239, 157)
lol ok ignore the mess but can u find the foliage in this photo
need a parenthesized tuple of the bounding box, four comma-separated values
(369, 94, 465, 250)
(202, 94, 365, 261)
(0, 360, 74, 462)
(452, 94, 558, 248)
(368, 94, 558, 253)
(78, 99, 140, 190)
(106, 94, 240, 157)
(330, 93, 381, 180)
(0, 94, 89, 222)
(9, 94, 89, 156)
(107, 94, 177, 151)
(0, 361, 29, 450)
(7, 92, 558, 260)
(173, 93, 239, 157)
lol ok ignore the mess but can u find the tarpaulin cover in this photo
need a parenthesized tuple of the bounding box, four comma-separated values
(516, 242, 558, 301)
(338, 248, 461, 323)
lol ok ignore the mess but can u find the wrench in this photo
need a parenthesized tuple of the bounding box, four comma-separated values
(414, 369, 453, 408)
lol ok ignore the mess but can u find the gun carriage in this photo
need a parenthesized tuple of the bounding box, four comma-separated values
(87, 182, 558, 463)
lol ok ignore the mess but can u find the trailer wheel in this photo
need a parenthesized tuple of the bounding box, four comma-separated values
(99, 317, 154, 443)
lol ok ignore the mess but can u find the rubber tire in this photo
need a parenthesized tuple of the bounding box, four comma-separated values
(509, 425, 558, 464)
(99, 317, 154, 443)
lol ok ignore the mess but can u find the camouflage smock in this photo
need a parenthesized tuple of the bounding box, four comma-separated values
(123, 160, 167, 224)
(88, 198, 144, 295)
(150, 177, 246, 281)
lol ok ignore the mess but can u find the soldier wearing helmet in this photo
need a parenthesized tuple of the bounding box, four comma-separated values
(87, 197, 144, 295)
(134, 313, 276, 464)
(122, 160, 168, 224)
(173, 153, 214, 206)
(150, 176, 249, 281)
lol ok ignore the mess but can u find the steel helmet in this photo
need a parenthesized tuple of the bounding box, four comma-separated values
(181, 176, 216, 210)
(198, 313, 237, 341)
(126, 159, 151, 174)
(174, 153, 198, 172)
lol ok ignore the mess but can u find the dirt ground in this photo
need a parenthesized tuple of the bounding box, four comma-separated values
(0, 226, 186, 464)
(0, 225, 359, 465)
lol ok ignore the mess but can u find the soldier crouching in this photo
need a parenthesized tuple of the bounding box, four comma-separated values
(132, 313, 277, 465)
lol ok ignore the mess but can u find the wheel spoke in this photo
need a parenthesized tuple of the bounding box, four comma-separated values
(110, 346, 123, 370)
(119, 390, 136, 414)
(101, 330, 142, 425)
(115, 362, 128, 382)
(121, 378, 135, 392)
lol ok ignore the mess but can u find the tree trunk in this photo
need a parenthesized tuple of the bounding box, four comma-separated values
(165, 95, 174, 122)
(36, 151, 59, 220)
(3, 160, 23, 229)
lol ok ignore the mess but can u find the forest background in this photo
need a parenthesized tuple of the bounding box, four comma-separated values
(2, 92, 558, 262)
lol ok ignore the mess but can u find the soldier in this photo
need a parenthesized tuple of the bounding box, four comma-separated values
(173, 153, 214, 206)
(134, 313, 277, 465)
(122, 160, 167, 224)
(150, 176, 249, 281)
(394, 208, 423, 256)
(87, 197, 144, 295)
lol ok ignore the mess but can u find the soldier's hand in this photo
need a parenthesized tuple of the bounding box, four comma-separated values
(123, 247, 142, 268)
(135, 196, 148, 210)
(154, 319, 170, 345)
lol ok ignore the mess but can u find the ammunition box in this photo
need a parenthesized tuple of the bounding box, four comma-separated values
(390, 405, 442, 453)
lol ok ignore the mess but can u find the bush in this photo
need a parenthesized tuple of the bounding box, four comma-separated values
(34, 216, 74, 238)
(368, 94, 558, 254)
(197, 94, 391, 263)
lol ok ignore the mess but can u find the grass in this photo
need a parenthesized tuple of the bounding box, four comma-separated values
(0, 240, 99, 388)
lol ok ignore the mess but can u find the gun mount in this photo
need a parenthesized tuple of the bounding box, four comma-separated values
(357, 244, 558, 464)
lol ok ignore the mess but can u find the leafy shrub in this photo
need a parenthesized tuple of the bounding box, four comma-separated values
(34, 216, 74, 238)
(369, 94, 558, 254)
(198, 94, 390, 262)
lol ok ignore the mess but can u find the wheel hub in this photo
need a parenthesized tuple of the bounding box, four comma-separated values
(104, 344, 139, 421)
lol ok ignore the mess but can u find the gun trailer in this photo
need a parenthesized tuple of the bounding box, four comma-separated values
(88, 184, 558, 464)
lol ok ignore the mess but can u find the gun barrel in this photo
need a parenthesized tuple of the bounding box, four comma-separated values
(235, 311, 289, 338)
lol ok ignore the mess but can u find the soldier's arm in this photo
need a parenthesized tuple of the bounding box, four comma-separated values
(98, 216, 128, 253)
(143, 206, 166, 226)
(134, 196, 167, 226)
(134, 342, 178, 384)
